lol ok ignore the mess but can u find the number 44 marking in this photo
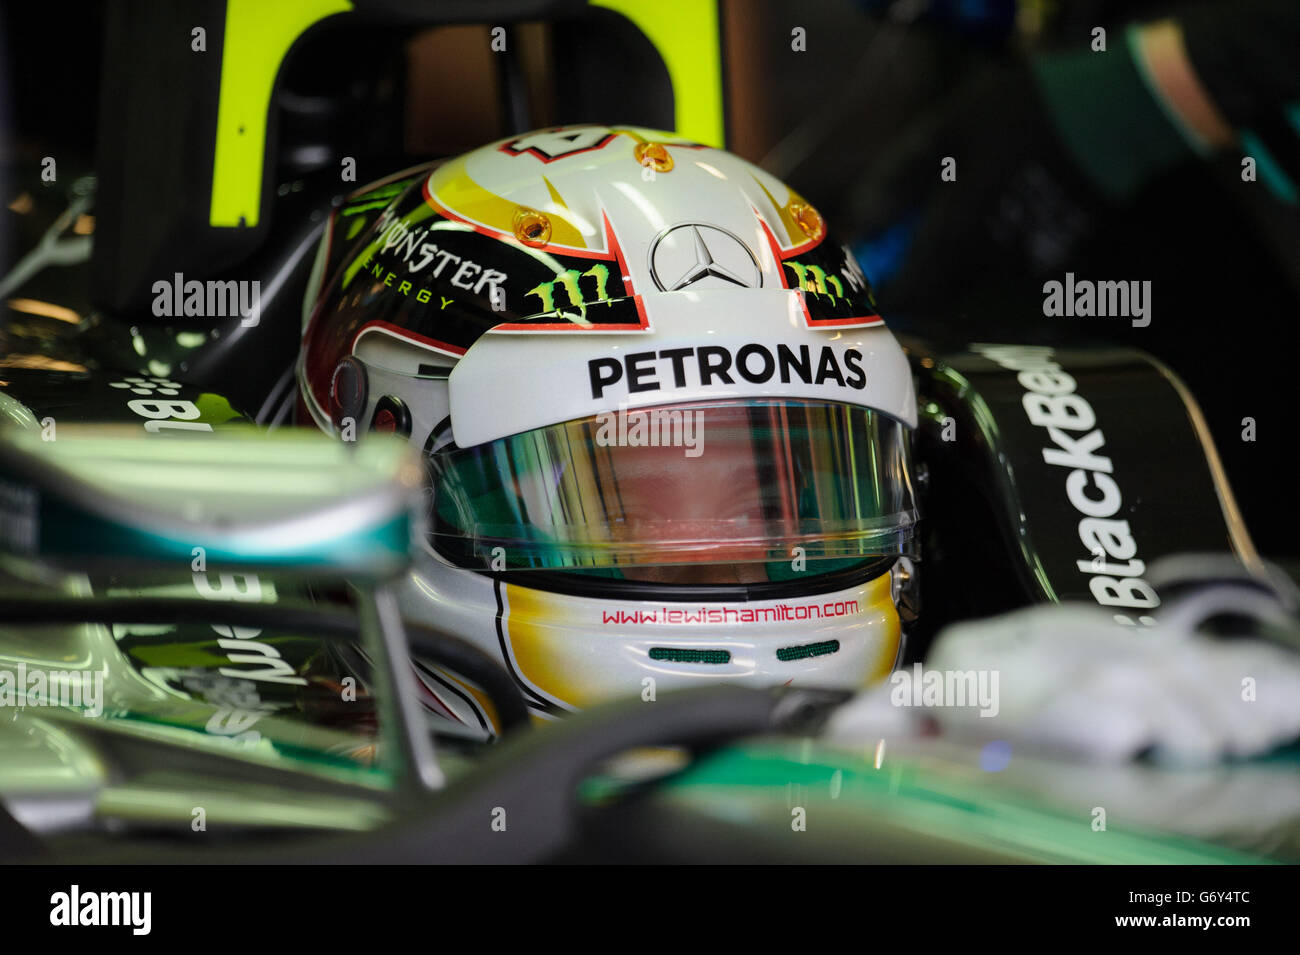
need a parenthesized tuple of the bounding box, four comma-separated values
(500, 128, 617, 163)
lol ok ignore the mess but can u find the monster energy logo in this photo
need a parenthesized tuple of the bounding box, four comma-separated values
(784, 261, 846, 303)
(526, 264, 612, 315)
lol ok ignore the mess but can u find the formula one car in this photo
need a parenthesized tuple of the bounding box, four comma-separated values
(4, 139, 1296, 863)
(1, 0, 1297, 866)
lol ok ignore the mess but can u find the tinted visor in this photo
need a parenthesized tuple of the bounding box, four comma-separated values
(428, 399, 916, 581)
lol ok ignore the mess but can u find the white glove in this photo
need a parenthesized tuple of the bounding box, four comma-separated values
(827, 595, 1300, 764)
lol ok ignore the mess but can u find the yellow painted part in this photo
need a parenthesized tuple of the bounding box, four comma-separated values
(542, 176, 568, 209)
(436, 667, 503, 737)
(502, 583, 587, 709)
(210, 0, 353, 227)
(608, 126, 706, 150)
(751, 174, 813, 248)
(863, 571, 902, 683)
(591, 0, 726, 148)
(430, 155, 588, 249)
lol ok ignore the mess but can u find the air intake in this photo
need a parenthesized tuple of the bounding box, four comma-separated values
(776, 640, 841, 662)
(648, 648, 731, 665)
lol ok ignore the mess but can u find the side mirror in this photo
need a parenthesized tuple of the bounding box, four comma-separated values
(0, 425, 425, 580)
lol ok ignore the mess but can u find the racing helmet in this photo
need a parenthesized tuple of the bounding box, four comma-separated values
(298, 125, 919, 733)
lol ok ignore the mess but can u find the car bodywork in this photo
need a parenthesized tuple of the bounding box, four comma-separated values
(0, 162, 1288, 864)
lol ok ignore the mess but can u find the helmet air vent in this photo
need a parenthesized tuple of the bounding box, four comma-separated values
(648, 647, 731, 665)
(775, 639, 841, 662)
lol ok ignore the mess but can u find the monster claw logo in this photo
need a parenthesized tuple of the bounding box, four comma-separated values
(784, 261, 846, 303)
(779, 245, 881, 327)
(526, 264, 613, 315)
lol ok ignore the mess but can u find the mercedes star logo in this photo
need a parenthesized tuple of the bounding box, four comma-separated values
(648, 223, 762, 292)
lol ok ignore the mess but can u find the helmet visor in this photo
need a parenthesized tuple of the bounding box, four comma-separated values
(428, 399, 917, 578)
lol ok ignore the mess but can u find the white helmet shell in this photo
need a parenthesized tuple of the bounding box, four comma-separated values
(299, 126, 918, 734)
